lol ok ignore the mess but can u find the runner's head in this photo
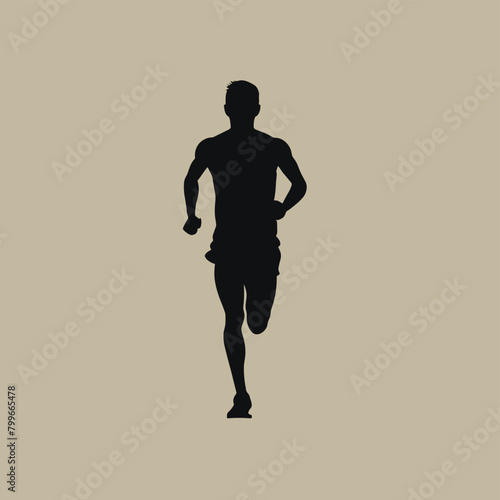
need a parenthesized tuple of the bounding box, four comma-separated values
(225, 81, 260, 121)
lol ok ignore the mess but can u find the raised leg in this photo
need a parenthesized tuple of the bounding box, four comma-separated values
(244, 273, 277, 335)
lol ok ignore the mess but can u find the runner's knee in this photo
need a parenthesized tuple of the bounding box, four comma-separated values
(246, 309, 270, 334)
(224, 311, 244, 331)
(245, 294, 274, 334)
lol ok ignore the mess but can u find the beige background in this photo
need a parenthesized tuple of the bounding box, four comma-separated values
(1, 0, 499, 499)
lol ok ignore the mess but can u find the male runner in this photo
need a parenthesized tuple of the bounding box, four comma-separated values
(183, 81, 306, 418)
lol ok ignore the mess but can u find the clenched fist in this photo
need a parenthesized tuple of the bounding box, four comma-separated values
(183, 215, 201, 235)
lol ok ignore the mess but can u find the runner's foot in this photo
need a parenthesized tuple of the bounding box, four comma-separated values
(227, 392, 252, 419)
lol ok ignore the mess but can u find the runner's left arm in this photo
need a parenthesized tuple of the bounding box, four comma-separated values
(277, 140, 307, 217)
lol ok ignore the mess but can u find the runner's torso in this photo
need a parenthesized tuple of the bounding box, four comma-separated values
(204, 130, 281, 250)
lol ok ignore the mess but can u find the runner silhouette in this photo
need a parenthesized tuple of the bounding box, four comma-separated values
(183, 81, 307, 418)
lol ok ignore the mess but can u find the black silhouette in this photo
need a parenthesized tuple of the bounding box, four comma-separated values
(183, 81, 307, 418)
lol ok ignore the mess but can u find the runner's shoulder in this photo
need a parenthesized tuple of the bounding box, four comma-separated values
(264, 135, 291, 156)
(195, 137, 215, 159)
(196, 130, 232, 151)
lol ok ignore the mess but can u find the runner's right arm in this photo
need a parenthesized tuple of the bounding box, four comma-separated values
(183, 139, 210, 234)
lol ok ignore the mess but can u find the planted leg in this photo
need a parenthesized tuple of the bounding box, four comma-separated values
(215, 264, 252, 418)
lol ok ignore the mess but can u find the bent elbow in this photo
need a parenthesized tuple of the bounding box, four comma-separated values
(300, 179, 307, 197)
